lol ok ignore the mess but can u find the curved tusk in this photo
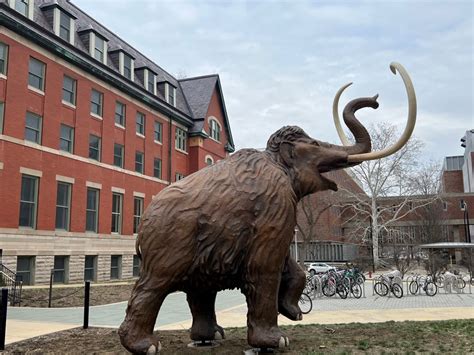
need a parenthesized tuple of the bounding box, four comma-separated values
(332, 82, 353, 147)
(347, 62, 417, 162)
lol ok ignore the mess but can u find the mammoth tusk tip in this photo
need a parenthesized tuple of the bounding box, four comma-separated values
(373, 94, 379, 101)
(390, 62, 399, 75)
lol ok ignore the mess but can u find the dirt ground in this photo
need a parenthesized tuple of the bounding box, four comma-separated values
(3, 320, 473, 354)
(19, 283, 135, 308)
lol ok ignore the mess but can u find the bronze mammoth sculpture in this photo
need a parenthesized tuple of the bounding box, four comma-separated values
(119, 62, 416, 354)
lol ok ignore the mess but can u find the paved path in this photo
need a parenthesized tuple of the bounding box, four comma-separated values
(5, 287, 474, 345)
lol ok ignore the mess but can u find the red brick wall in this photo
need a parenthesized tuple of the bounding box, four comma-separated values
(0, 32, 220, 234)
(442, 170, 464, 193)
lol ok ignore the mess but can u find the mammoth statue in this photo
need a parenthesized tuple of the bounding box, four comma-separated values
(119, 62, 416, 354)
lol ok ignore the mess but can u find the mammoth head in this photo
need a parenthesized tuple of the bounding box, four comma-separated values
(266, 62, 417, 198)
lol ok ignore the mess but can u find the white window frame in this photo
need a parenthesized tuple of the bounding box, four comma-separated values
(9, 0, 34, 20)
(55, 181, 72, 231)
(144, 69, 156, 95)
(54, 8, 75, 44)
(175, 127, 187, 152)
(62, 75, 76, 106)
(28, 57, 46, 93)
(90, 89, 103, 118)
(0, 42, 8, 77)
(89, 32, 108, 65)
(111, 193, 123, 234)
(208, 117, 221, 142)
(165, 83, 176, 106)
(25, 111, 42, 144)
(205, 155, 214, 166)
(133, 197, 144, 234)
(119, 52, 134, 82)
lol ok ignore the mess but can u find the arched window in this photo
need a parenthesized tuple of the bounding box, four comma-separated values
(208, 117, 221, 142)
(205, 155, 214, 166)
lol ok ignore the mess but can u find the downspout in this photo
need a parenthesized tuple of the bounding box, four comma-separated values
(168, 117, 172, 183)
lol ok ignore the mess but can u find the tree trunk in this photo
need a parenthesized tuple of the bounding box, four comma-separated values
(372, 199, 379, 268)
(299, 240, 308, 269)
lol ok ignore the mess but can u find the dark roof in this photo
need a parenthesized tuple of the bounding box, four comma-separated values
(180, 75, 235, 151)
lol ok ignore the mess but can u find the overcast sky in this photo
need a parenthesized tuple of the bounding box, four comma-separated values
(75, 0, 473, 163)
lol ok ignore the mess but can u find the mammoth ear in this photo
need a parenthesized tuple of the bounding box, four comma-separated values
(279, 141, 296, 167)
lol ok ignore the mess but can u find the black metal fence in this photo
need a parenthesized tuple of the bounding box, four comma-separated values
(0, 264, 22, 306)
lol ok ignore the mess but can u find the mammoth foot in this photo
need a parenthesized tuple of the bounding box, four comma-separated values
(190, 323, 225, 341)
(118, 325, 162, 354)
(278, 300, 303, 321)
(248, 327, 289, 349)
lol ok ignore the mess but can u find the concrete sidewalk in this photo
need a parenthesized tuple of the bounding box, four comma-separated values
(5, 290, 474, 345)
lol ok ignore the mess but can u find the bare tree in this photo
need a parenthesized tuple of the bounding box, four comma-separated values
(339, 123, 441, 267)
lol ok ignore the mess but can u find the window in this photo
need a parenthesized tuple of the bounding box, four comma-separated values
(111, 193, 123, 233)
(114, 144, 124, 168)
(62, 75, 76, 105)
(88, 135, 101, 161)
(110, 255, 122, 279)
(135, 151, 144, 174)
(115, 101, 126, 126)
(123, 53, 133, 80)
(460, 200, 466, 211)
(55, 182, 71, 230)
(90, 89, 103, 117)
(59, 124, 74, 153)
(94, 35, 105, 63)
(84, 255, 97, 281)
(19, 174, 39, 228)
(86, 188, 99, 232)
(133, 197, 144, 234)
(133, 255, 140, 277)
(53, 256, 68, 283)
(166, 83, 176, 106)
(28, 57, 46, 91)
(16, 256, 34, 285)
(59, 11, 72, 42)
(136, 112, 145, 135)
(175, 127, 187, 151)
(25, 112, 42, 144)
(175, 172, 185, 181)
(154, 121, 162, 142)
(209, 119, 221, 142)
(0, 102, 4, 134)
(147, 71, 155, 93)
(443, 201, 448, 212)
(0, 42, 8, 75)
(15, 0, 29, 17)
(206, 156, 214, 166)
(153, 158, 162, 179)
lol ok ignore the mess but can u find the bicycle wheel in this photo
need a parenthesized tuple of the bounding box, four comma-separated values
(356, 275, 365, 285)
(434, 275, 444, 288)
(322, 279, 336, 297)
(336, 284, 348, 299)
(298, 293, 312, 314)
(351, 283, 362, 299)
(409, 281, 419, 295)
(374, 282, 389, 297)
(391, 283, 403, 298)
(424, 282, 437, 296)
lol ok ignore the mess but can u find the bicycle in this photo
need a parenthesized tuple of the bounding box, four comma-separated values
(298, 292, 312, 314)
(374, 275, 403, 298)
(408, 274, 437, 296)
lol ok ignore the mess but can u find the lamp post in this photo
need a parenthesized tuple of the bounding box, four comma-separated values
(294, 226, 299, 263)
(463, 201, 471, 243)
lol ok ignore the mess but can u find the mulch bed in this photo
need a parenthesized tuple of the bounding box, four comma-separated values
(3, 319, 473, 354)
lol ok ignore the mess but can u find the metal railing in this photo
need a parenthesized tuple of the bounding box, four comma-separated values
(0, 264, 22, 306)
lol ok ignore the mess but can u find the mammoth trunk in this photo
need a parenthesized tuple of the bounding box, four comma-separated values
(341, 96, 378, 156)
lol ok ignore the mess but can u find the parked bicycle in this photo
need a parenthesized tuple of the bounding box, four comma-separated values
(408, 274, 437, 296)
(374, 275, 403, 298)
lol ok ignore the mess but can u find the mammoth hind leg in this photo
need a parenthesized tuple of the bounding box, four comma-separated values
(278, 257, 306, 321)
(118, 276, 171, 354)
(187, 290, 225, 341)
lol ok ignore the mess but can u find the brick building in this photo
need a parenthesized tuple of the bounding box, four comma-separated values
(0, 0, 234, 284)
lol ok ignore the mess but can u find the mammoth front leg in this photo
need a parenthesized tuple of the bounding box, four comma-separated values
(278, 256, 306, 320)
(244, 270, 289, 349)
(187, 290, 225, 341)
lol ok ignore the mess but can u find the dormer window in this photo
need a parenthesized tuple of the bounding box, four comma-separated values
(58, 11, 75, 44)
(123, 53, 133, 80)
(94, 35, 106, 63)
(166, 83, 176, 106)
(9, 0, 34, 19)
(147, 70, 156, 94)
